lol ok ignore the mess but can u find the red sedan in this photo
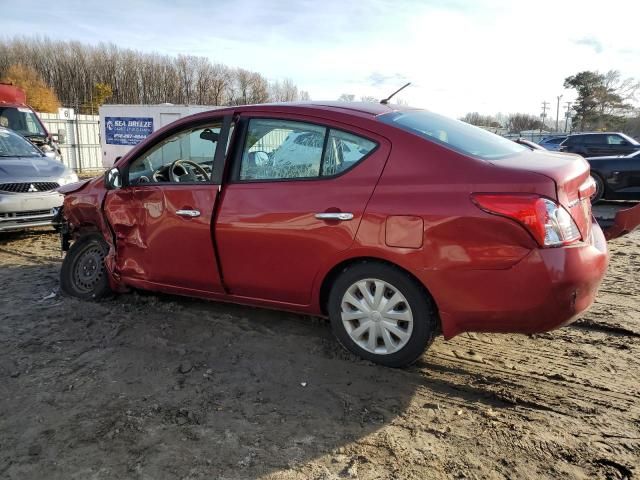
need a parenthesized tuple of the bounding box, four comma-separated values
(58, 102, 640, 367)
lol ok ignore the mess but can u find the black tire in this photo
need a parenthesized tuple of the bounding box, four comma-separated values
(328, 261, 438, 368)
(60, 234, 112, 300)
(591, 173, 605, 204)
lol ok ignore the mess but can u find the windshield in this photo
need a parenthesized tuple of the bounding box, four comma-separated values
(620, 133, 640, 146)
(0, 128, 43, 157)
(379, 110, 527, 160)
(0, 107, 47, 137)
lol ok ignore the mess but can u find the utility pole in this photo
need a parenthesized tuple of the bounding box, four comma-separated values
(555, 95, 563, 132)
(564, 101, 572, 133)
(540, 101, 549, 134)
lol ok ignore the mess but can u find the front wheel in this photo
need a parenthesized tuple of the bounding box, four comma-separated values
(60, 234, 112, 300)
(328, 262, 438, 367)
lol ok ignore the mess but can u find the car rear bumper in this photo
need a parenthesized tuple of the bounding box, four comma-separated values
(0, 192, 63, 232)
(427, 220, 609, 338)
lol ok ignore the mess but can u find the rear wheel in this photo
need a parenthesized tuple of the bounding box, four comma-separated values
(591, 174, 605, 204)
(60, 234, 112, 300)
(328, 262, 438, 367)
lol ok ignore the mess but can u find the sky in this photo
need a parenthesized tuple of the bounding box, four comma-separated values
(2, 0, 639, 118)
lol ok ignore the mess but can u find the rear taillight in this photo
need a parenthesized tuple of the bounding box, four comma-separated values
(471, 193, 581, 247)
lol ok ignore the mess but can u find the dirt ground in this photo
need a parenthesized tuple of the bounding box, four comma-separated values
(0, 226, 638, 480)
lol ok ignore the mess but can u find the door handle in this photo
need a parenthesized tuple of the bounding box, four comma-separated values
(176, 209, 201, 218)
(315, 212, 354, 221)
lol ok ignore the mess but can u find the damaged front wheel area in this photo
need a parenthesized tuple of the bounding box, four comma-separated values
(60, 234, 112, 300)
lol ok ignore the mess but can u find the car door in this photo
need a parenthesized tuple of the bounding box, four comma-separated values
(561, 135, 580, 154)
(610, 151, 640, 193)
(582, 134, 605, 156)
(104, 116, 232, 293)
(215, 114, 391, 305)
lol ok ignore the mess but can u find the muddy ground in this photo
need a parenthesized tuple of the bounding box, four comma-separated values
(0, 224, 638, 479)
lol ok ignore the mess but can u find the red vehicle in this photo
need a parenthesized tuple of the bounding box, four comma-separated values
(58, 102, 640, 367)
(0, 83, 62, 159)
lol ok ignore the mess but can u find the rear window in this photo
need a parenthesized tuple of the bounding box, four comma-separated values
(379, 110, 526, 160)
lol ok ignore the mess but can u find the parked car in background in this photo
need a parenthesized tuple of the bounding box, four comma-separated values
(513, 138, 546, 150)
(0, 83, 63, 161)
(539, 135, 567, 151)
(560, 132, 640, 158)
(587, 149, 640, 202)
(0, 127, 77, 232)
(57, 102, 639, 367)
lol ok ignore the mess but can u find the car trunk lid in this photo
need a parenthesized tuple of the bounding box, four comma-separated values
(487, 150, 593, 241)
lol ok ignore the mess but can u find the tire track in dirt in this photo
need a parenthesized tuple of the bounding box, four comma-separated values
(1, 229, 639, 479)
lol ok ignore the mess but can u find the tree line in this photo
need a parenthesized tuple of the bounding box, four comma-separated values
(460, 70, 640, 137)
(0, 37, 310, 113)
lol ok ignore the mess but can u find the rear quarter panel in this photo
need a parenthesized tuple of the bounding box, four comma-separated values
(310, 127, 564, 329)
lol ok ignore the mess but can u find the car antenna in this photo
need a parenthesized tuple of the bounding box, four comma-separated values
(380, 82, 411, 105)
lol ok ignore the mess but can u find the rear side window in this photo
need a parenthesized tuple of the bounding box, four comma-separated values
(607, 135, 625, 145)
(379, 110, 526, 160)
(239, 119, 377, 181)
(322, 129, 376, 176)
(583, 135, 604, 145)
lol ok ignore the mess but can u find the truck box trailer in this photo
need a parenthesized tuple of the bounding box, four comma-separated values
(99, 104, 220, 167)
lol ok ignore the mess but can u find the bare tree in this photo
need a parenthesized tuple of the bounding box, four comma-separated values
(0, 37, 308, 109)
(506, 113, 544, 133)
(460, 112, 501, 128)
(338, 93, 355, 102)
(271, 78, 299, 102)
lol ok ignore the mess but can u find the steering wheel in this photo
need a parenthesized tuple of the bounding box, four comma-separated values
(169, 159, 210, 182)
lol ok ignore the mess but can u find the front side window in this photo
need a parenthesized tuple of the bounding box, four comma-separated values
(128, 123, 221, 184)
(379, 110, 527, 160)
(607, 135, 625, 145)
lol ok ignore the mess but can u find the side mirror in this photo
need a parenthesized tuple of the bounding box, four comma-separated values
(104, 167, 122, 190)
(57, 129, 66, 144)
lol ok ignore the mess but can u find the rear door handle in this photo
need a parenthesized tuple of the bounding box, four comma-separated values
(315, 212, 354, 221)
(176, 209, 201, 218)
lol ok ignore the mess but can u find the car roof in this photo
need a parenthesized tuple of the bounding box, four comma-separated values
(0, 101, 29, 109)
(232, 101, 417, 117)
(569, 132, 624, 136)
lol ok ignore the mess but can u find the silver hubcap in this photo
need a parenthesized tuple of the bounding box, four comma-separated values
(340, 278, 413, 355)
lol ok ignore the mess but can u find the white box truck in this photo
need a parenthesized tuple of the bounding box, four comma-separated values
(99, 104, 219, 167)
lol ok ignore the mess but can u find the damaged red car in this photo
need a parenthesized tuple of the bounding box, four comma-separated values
(58, 102, 640, 367)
